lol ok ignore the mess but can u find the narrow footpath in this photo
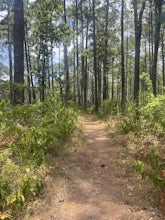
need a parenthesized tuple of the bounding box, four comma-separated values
(23, 115, 164, 220)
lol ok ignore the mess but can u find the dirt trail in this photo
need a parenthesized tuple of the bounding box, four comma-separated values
(24, 115, 164, 220)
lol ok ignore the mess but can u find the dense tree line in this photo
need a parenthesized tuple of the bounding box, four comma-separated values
(0, 0, 165, 110)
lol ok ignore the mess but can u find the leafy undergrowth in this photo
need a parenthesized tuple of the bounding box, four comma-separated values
(106, 115, 165, 212)
(0, 98, 78, 219)
(97, 99, 121, 118)
(103, 94, 165, 212)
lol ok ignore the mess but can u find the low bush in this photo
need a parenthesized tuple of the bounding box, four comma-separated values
(131, 148, 165, 189)
(0, 97, 78, 218)
(121, 93, 165, 136)
(120, 93, 165, 191)
(98, 99, 120, 118)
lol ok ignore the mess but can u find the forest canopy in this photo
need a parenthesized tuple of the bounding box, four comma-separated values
(0, 0, 164, 108)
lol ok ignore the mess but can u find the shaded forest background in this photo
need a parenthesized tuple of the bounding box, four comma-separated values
(0, 0, 164, 110)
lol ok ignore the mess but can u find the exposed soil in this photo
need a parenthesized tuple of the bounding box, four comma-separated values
(21, 115, 164, 220)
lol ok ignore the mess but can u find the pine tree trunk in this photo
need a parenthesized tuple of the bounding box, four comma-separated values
(121, 0, 126, 113)
(125, 34, 129, 99)
(103, 0, 109, 100)
(80, 0, 85, 108)
(73, 19, 76, 103)
(84, 20, 89, 110)
(92, 0, 98, 112)
(24, 36, 31, 103)
(25, 22, 36, 101)
(152, 0, 162, 96)
(111, 58, 114, 99)
(40, 55, 46, 102)
(91, 75, 95, 105)
(58, 48, 63, 99)
(144, 35, 147, 73)
(132, 0, 146, 105)
(51, 42, 55, 96)
(63, 0, 70, 102)
(13, 0, 24, 104)
(76, 0, 81, 106)
(161, 29, 165, 87)
(149, 3, 154, 80)
(98, 60, 101, 106)
(7, 0, 13, 103)
(46, 48, 50, 90)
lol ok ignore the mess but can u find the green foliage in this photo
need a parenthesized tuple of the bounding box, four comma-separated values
(140, 72, 153, 94)
(12, 127, 47, 166)
(31, 0, 71, 44)
(131, 149, 165, 189)
(121, 93, 165, 136)
(13, 174, 43, 210)
(141, 94, 165, 135)
(0, 148, 43, 216)
(131, 160, 147, 179)
(0, 97, 78, 218)
(54, 105, 77, 141)
(0, 97, 78, 159)
(121, 94, 165, 190)
(86, 106, 96, 114)
(0, 178, 10, 210)
(121, 106, 144, 135)
(98, 99, 120, 118)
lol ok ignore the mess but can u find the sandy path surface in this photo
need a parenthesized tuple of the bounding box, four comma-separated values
(23, 115, 164, 220)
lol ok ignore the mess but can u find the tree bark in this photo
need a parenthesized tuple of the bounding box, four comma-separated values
(103, 0, 109, 100)
(40, 55, 46, 102)
(98, 60, 101, 106)
(24, 33, 31, 103)
(84, 8, 90, 110)
(121, 0, 126, 112)
(13, 0, 24, 104)
(7, 0, 13, 104)
(149, 2, 154, 80)
(161, 29, 165, 87)
(25, 13, 36, 102)
(80, 0, 86, 109)
(51, 41, 55, 96)
(75, 0, 81, 106)
(58, 47, 63, 99)
(63, 0, 70, 102)
(132, 0, 146, 105)
(92, 0, 98, 112)
(111, 58, 114, 99)
(152, 0, 162, 96)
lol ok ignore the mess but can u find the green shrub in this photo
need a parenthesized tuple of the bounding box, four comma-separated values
(0, 96, 79, 218)
(98, 99, 120, 118)
(131, 149, 165, 189)
(141, 94, 165, 135)
(121, 94, 165, 136)
(13, 174, 43, 210)
(121, 94, 165, 191)
(1, 97, 78, 160)
(0, 178, 10, 210)
(54, 106, 77, 141)
(121, 104, 145, 135)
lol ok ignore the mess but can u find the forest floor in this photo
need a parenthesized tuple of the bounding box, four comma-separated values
(20, 115, 164, 220)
